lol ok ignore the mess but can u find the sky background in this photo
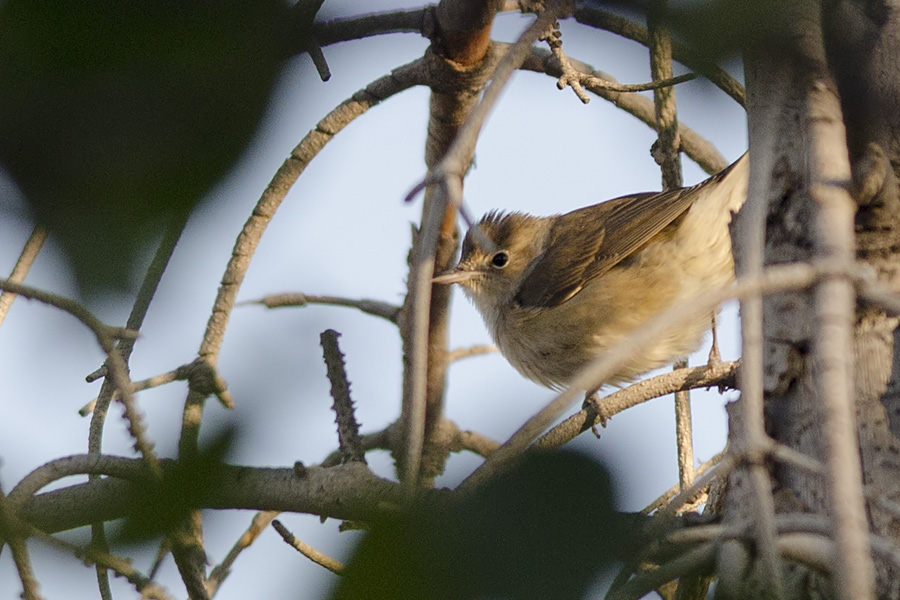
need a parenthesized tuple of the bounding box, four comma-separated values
(0, 2, 747, 598)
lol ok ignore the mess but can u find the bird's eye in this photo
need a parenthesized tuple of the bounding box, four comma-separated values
(491, 251, 509, 269)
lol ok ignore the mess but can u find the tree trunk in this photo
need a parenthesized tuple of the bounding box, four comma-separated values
(727, 0, 900, 597)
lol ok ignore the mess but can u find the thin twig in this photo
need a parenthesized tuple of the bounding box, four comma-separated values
(543, 21, 590, 103)
(641, 451, 725, 515)
(673, 375, 695, 490)
(81, 361, 235, 417)
(647, 0, 695, 498)
(320, 427, 394, 468)
(456, 429, 501, 457)
(605, 542, 718, 600)
(85, 214, 188, 597)
(0, 278, 135, 343)
(318, 420, 500, 467)
(0, 225, 47, 329)
(92, 523, 113, 600)
(579, 72, 697, 93)
(271, 520, 345, 574)
(80, 368, 184, 416)
(648, 0, 684, 190)
(292, 0, 330, 81)
(534, 360, 738, 451)
(654, 454, 738, 524)
(207, 511, 280, 597)
(0, 277, 159, 476)
(27, 525, 173, 599)
(447, 344, 497, 363)
(240, 293, 400, 324)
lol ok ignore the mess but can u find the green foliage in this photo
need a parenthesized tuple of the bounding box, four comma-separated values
(0, 0, 293, 293)
(115, 426, 237, 543)
(334, 451, 630, 600)
(582, 0, 788, 58)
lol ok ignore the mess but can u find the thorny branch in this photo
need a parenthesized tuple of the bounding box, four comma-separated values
(87, 213, 190, 599)
(321, 329, 367, 464)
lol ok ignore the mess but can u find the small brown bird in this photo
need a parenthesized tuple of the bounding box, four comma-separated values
(434, 155, 748, 389)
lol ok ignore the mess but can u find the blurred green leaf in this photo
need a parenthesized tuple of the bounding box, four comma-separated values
(334, 451, 631, 600)
(580, 0, 788, 60)
(115, 425, 236, 543)
(0, 0, 293, 293)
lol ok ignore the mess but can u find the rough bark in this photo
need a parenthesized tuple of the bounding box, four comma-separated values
(731, 0, 900, 597)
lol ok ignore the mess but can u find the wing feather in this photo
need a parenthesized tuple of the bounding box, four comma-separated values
(514, 161, 741, 308)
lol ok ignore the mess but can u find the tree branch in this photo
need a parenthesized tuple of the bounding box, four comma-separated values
(534, 361, 737, 451)
(519, 47, 729, 174)
(573, 5, 745, 107)
(15, 458, 409, 534)
(240, 293, 400, 324)
(0, 225, 47, 329)
(271, 520, 345, 574)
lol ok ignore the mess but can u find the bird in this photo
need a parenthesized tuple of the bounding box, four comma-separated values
(433, 154, 748, 390)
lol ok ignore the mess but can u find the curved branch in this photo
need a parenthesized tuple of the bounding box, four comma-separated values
(573, 6, 745, 107)
(312, 7, 434, 50)
(178, 58, 430, 459)
(16, 457, 410, 534)
(195, 57, 428, 364)
(0, 278, 159, 477)
(0, 278, 134, 344)
(519, 46, 728, 174)
(9, 455, 153, 506)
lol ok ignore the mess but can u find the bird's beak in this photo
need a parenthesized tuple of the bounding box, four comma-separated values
(432, 267, 476, 285)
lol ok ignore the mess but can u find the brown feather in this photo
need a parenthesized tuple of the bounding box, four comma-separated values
(514, 162, 741, 308)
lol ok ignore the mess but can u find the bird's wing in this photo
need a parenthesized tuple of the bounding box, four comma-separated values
(514, 159, 744, 308)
